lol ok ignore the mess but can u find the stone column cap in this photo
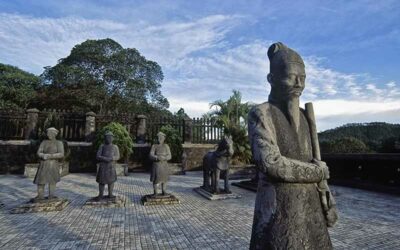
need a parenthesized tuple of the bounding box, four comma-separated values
(137, 114, 147, 119)
(86, 111, 96, 116)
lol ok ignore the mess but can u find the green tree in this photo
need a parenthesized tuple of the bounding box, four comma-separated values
(0, 63, 40, 109)
(319, 122, 400, 152)
(206, 90, 252, 164)
(160, 125, 183, 163)
(174, 108, 190, 119)
(320, 137, 371, 154)
(39, 38, 169, 114)
(380, 137, 400, 153)
(94, 122, 134, 161)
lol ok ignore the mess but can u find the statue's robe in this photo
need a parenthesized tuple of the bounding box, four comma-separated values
(248, 102, 332, 250)
(34, 140, 64, 185)
(149, 144, 172, 184)
(96, 144, 120, 185)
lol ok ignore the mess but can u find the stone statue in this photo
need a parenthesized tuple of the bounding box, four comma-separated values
(33, 127, 65, 201)
(248, 42, 338, 249)
(96, 131, 120, 200)
(202, 135, 234, 194)
(149, 131, 172, 196)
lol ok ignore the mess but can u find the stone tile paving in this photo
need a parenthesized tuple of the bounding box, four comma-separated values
(0, 172, 399, 250)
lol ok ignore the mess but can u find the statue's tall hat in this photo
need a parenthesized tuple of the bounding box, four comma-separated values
(268, 42, 304, 73)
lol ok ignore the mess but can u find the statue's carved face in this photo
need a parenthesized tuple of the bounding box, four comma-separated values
(158, 134, 165, 144)
(269, 62, 306, 99)
(47, 131, 57, 140)
(105, 135, 113, 144)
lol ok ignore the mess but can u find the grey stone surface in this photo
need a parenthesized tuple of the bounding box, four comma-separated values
(11, 198, 69, 214)
(0, 173, 399, 249)
(141, 194, 180, 206)
(83, 196, 127, 208)
(194, 187, 241, 201)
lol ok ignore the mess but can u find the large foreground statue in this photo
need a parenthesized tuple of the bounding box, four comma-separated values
(33, 127, 65, 201)
(249, 42, 338, 249)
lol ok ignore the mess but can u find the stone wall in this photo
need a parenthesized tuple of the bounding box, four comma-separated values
(0, 140, 96, 174)
(0, 141, 215, 174)
(182, 143, 216, 171)
(0, 140, 36, 174)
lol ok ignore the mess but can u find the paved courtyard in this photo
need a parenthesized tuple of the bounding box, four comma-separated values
(0, 172, 399, 250)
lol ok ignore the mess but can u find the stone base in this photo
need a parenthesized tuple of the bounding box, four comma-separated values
(193, 187, 241, 200)
(24, 162, 69, 178)
(232, 180, 258, 192)
(141, 194, 180, 206)
(83, 196, 127, 208)
(11, 198, 69, 214)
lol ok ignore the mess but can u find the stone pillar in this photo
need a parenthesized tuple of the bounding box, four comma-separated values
(24, 108, 39, 140)
(85, 112, 96, 142)
(136, 115, 147, 144)
(184, 117, 193, 143)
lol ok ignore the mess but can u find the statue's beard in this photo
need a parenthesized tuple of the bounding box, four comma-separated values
(286, 96, 300, 132)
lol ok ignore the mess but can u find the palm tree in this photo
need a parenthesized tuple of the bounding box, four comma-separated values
(207, 90, 250, 129)
(205, 90, 252, 164)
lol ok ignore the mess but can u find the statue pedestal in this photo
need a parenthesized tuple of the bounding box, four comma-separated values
(83, 196, 127, 208)
(193, 187, 241, 200)
(141, 194, 180, 206)
(232, 180, 258, 192)
(11, 198, 69, 214)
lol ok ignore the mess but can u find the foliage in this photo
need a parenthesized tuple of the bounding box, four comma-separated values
(205, 90, 252, 164)
(174, 108, 190, 119)
(160, 125, 183, 163)
(39, 38, 169, 115)
(319, 122, 400, 153)
(38, 111, 63, 140)
(320, 137, 372, 154)
(94, 122, 134, 161)
(0, 63, 40, 109)
(380, 137, 400, 153)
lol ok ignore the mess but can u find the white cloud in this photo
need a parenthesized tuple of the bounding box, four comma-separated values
(0, 12, 399, 130)
(0, 13, 241, 74)
(311, 99, 400, 131)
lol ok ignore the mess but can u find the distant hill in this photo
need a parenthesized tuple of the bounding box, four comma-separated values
(318, 122, 400, 153)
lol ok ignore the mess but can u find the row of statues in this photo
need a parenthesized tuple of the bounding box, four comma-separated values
(33, 128, 229, 202)
(29, 41, 338, 249)
(32, 129, 175, 202)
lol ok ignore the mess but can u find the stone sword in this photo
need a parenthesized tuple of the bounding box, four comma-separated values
(305, 102, 337, 226)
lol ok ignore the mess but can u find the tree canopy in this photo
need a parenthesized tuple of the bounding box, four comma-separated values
(319, 122, 400, 153)
(38, 38, 169, 114)
(205, 90, 252, 164)
(0, 63, 40, 109)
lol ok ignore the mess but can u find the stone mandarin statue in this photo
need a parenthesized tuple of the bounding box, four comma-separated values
(33, 127, 65, 201)
(149, 132, 172, 196)
(248, 42, 338, 249)
(96, 131, 120, 200)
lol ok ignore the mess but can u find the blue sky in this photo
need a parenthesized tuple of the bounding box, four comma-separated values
(0, 0, 399, 130)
